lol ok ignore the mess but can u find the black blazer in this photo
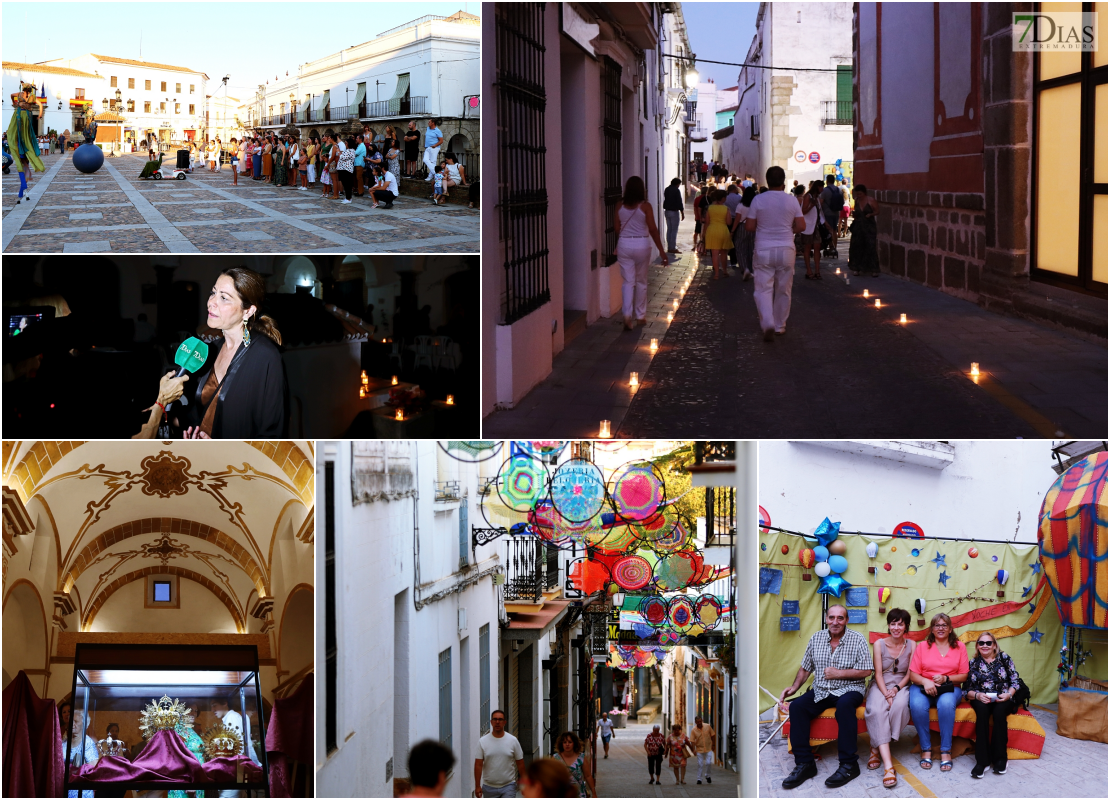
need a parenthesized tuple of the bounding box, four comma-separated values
(187, 334, 286, 438)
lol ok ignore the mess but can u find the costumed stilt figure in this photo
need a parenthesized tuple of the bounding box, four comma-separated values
(169, 712, 205, 799)
(6, 81, 46, 204)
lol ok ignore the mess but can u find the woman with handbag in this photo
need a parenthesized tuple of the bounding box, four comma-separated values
(664, 723, 692, 785)
(864, 608, 916, 788)
(907, 613, 969, 773)
(966, 632, 1022, 778)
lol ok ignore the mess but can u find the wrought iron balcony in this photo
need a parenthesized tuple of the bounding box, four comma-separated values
(822, 100, 853, 126)
(544, 544, 560, 591)
(705, 486, 736, 549)
(435, 480, 461, 502)
(363, 96, 429, 118)
(504, 536, 543, 603)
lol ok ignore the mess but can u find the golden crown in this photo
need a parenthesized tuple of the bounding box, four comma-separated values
(96, 734, 128, 758)
(138, 695, 193, 739)
(201, 721, 243, 760)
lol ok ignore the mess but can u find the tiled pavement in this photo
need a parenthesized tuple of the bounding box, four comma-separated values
(482, 214, 1106, 438)
(2, 153, 478, 253)
(593, 720, 738, 798)
(759, 703, 1108, 798)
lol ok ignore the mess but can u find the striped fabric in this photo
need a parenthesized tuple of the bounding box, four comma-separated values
(784, 703, 1046, 760)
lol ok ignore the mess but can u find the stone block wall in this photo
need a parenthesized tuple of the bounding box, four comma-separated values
(873, 190, 986, 301)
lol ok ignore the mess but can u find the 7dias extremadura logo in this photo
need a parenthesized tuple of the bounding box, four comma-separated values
(1014, 11, 1099, 51)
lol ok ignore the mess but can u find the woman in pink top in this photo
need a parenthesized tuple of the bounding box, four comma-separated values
(907, 613, 969, 773)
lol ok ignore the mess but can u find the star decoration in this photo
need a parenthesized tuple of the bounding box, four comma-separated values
(816, 572, 852, 598)
(1029, 628, 1044, 644)
(814, 518, 841, 548)
(1022, 585, 1031, 597)
(1028, 601, 1037, 614)
(938, 570, 950, 587)
(931, 553, 947, 569)
(1030, 561, 1041, 574)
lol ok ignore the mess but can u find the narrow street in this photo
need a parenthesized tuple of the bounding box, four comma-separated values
(484, 209, 1106, 438)
(591, 721, 738, 798)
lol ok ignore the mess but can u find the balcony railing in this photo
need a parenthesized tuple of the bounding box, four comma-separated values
(822, 100, 853, 126)
(330, 105, 352, 122)
(544, 544, 559, 591)
(435, 480, 461, 502)
(690, 126, 709, 141)
(363, 96, 429, 118)
(694, 441, 736, 465)
(504, 536, 543, 603)
(705, 486, 736, 549)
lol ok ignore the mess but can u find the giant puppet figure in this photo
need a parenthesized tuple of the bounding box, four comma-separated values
(6, 81, 46, 203)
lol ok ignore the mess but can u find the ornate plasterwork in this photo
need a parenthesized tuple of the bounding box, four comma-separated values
(138, 452, 191, 498)
(351, 441, 415, 504)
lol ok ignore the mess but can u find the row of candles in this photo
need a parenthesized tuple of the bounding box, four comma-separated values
(598, 264, 699, 438)
(359, 370, 454, 422)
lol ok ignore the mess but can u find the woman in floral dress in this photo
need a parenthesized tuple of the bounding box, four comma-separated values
(554, 731, 596, 798)
(665, 723, 691, 785)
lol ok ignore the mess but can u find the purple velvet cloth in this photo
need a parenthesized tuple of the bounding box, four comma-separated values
(72, 729, 204, 785)
(265, 673, 313, 796)
(2, 670, 64, 798)
(202, 755, 264, 783)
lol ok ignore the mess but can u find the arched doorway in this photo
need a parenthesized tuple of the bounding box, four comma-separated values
(278, 585, 314, 683)
(2, 581, 48, 693)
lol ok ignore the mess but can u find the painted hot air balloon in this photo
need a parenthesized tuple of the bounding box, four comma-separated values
(1038, 450, 1108, 630)
(866, 541, 879, 559)
(996, 569, 1010, 587)
(877, 587, 891, 604)
(914, 598, 927, 615)
(799, 548, 816, 569)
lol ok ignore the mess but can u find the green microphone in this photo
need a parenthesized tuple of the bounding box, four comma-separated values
(174, 337, 209, 378)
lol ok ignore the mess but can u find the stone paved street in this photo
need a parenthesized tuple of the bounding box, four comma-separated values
(759, 703, 1108, 798)
(2, 152, 478, 253)
(482, 213, 1106, 438)
(592, 720, 739, 798)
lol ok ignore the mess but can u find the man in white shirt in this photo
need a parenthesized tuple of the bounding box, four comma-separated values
(474, 710, 524, 798)
(596, 711, 616, 759)
(745, 165, 805, 341)
(370, 166, 399, 209)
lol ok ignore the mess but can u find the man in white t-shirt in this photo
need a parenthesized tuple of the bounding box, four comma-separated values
(597, 711, 616, 758)
(745, 165, 805, 341)
(474, 710, 524, 798)
(370, 166, 399, 209)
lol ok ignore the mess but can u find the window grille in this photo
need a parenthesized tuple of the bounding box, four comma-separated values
(496, 2, 550, 324)
(439, 648, 453, 749)
(602, 56, 623, 267)
(459, 496, 469, 569)
(325, 461, 337, 754)
(480, 625, 491, 734)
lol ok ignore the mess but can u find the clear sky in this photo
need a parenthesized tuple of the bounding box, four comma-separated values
(680, 2, 761, 89)
(2, 0, 480, 101)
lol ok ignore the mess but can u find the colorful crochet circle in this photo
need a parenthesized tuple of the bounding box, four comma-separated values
(655, 552, 698, 591)
(610, 462, 665, 522)
(668, 596, 696, 631)
(515, 440, 567, 459)
(696, 595, 723, 628)
(640, 595, 669, 625)
(612, 555, 653, 590)
(498, 455, 546, 510)
(550, 459, 606, 523)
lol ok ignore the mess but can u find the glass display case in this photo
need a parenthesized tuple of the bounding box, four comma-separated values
(64, 643, 270, 796)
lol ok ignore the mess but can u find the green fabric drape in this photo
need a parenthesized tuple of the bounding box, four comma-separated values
(6, 107, 45, 173)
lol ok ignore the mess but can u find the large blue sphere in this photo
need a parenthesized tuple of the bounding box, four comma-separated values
(72, 143, 104, 174)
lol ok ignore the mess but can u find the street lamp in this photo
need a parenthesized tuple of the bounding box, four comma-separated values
(685, 61, 699, 88)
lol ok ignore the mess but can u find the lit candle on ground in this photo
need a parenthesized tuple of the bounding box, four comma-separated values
(361, 370, 369, 386)
(629, 371, 639, 389)
(391, 375, 398, 386)
(673, 299, 679, 309)
(650, 338, 659, 353)
(874, 298, 881, 308)
(667, 311, 674, 322)
(395, 409, 404, 421)
(446, 395, 454, 405)
(835, 267, 841, 275)
(970, 362, 980, 377)
(359, 386, 367, 399)
(863, 289, 869, 298)
(598, 420, 612, 438)
(900, 313, 907, 323)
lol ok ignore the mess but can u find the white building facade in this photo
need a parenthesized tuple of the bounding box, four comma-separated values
(482, 2, 693, 416)
(716, 2, 853, 187)
(38, 53, 209, 148)
(688, 79, 718, 166)
(2, 61, 104, 139)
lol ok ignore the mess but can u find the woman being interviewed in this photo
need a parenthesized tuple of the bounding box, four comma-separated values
(864, 608, 916, 788)
(966, 632, 1021, 778)
(907, 613, 969, 773)
(183, 268, 286, 438)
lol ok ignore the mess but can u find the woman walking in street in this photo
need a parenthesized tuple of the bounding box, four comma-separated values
(849, 185, 881, 277)
(554, 732, 596, 798)
(703, 188, 734, 280)
(730, 184, 757, 281)
(800, 180, 825, 279)
(665, 723, 691, 786)
(228, 138, 240, 185)
(692, 183, 709, 256)
(614, 175, 668, 330)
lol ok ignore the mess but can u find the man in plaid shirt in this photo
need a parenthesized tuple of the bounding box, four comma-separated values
(777, 605, 874, 790)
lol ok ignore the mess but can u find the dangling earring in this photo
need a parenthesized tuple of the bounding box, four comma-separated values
(243, 317, 251, 347)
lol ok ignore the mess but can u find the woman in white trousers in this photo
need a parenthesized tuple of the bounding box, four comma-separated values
(614, 176, 668, 330)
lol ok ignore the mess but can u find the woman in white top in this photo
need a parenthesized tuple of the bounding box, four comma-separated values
(442, 153, 466, 198)
(799, 181, 824, 279)
(613, 176, 668, 330)
(288, 140, 300, 189)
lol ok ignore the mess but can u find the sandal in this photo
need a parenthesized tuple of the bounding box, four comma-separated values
(940, 757, 952, 772)
(883, 767, 897, 788)
(868, 749, 882, 770)
(919, 751, 932, 770)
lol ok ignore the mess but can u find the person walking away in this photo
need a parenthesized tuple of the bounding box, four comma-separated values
(800, 181, 824, 279)
(730, 185, 756, 281)
(724, 183, 743, 266)
(400, 740, 455, 798)
(692, 184, 710, 255)
(614, 176, 668, 330)
(423, 118, 443, 182)
(848, 185, 881, 276)
(703, 189, 733, 280)
(474, 710, 524, 798)
(664, 723, 691, 785)
(819, 174, 843, 257)
(214, 138, 223, 172)
(662, 177, 684, 254)
(554, 732, 596, 798)
(336, 137, 357, 203)
(745, 165, 805, 341)
(966, 632, 1023, 779)
(863, 607, 916, 789)
(690, 716, 716, 785)
(838, 179, 852, 236)
(644, 725, 666, 785)
(778, 604, 874, 790)
(596, 711, 615, 759)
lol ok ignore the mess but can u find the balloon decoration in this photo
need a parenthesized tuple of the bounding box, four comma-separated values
(798, 548, 816, 569)
(877, 587, 892, 611)
(781, 544, 790, 554)
(815, 561, 832, 578)
(866, 541, 879, 558)
(814, 546, 830, 562)
(1038, 450, 1108, 630)
(915, 598, 927, 615)
(814, 517, 841, 547)
(968, 546, 979, 558)
(828, 539, 847, 556)
(817, 573, 852, 598)
(828, 555, 849, 574)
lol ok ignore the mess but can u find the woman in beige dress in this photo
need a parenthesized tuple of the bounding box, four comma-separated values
(864, 607, 915, 789)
